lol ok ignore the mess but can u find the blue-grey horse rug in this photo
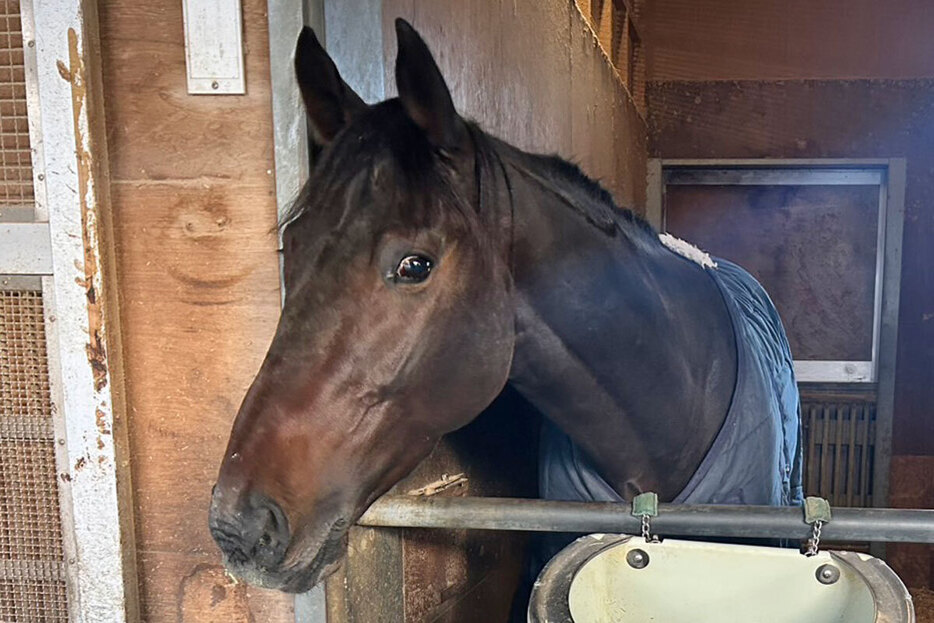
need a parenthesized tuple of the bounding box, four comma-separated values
(540, 254, 804, 508)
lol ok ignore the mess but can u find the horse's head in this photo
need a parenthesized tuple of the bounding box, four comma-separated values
(209, 20, 515, 592)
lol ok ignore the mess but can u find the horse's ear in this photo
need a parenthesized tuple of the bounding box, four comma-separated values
(295, 27, 367, 144)
(394, 18, 466, 150)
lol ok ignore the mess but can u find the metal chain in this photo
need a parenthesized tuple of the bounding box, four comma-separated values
(805, 520, 823, 556)
(641, 514, 659, 543)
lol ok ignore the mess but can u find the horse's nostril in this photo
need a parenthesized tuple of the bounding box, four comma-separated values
(209, 494, 290, 570)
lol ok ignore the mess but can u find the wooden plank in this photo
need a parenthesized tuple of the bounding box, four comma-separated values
(819, 405, 833, 497)
(98, 0, 292, 621)
(805, 404, 819, 495)
(498, 0, 573, 156)
(860, 409, 872, 507)
(108, 182, 280, 553)
(570, 12, 598, 183)
(136, 552, 292, 623)
(98, 1, 275, 184)
(859, 409, 872, 506)
(833, 404, 847, 505)
(847, 404, 858, 506)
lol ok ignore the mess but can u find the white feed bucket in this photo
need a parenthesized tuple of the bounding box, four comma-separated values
(528, 535, 914, 622)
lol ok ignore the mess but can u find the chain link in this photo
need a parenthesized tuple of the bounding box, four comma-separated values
(641, 514, 659, 543)
(805, 520, 823, 556)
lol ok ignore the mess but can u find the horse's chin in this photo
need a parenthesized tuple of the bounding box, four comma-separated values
(222, 525, 349, 593)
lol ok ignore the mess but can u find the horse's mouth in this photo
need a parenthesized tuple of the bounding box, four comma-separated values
(223, 520, 350, 593)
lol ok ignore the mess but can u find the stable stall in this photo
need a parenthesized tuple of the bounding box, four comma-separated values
(2, 1, 933, 622)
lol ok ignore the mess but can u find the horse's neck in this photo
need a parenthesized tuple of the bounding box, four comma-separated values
(503, 156, 737, 500)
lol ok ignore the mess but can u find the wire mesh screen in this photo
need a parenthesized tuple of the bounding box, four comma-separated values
(0, 0, 32, 208)
(0, 290, 68, 623)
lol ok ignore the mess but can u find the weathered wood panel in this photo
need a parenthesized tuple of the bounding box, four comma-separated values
(99, 1, 292, 621)
(643, 0, 934, 81)
(383, 0, 647, 210)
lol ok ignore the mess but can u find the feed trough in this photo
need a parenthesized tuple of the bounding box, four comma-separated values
(529, 535, 914, 623)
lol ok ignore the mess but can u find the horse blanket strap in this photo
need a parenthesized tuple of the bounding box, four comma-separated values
(803, 496, 832, 556)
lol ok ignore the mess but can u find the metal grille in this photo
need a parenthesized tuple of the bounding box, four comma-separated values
(802, 395, 876, 507)
(0, 0, 32, 208)
(0, 290, 68, 623)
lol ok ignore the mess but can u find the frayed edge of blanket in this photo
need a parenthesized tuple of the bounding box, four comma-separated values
(659, 233, 718, 269)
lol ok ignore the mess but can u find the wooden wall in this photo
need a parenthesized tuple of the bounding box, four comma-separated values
(98, 1, 292, 621)
(383, 0, 648, 211)
(643, 0, 934, 81)
(645, 0, 934, 595)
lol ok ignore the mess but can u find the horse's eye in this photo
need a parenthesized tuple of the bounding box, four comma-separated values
(392, 254, 433, 284)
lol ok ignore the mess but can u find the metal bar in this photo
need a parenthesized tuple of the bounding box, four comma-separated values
(0, 559, 66, 582)
(846, 404, 857, 506)
(661, 158, 893, 168)
(794, 360, 873, 383)
(665, 167, 883, 187)
(359, 496, 934, 544)
(0, 414, 53, 440)
(0, 222, 51, 274)
(0, 274, 41, 290)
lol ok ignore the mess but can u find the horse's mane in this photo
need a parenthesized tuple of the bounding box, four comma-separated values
(520, 151, 658, 243)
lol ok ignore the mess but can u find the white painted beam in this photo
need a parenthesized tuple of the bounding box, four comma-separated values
(0, 222, 52, 274)
(31, 0, 137, 621)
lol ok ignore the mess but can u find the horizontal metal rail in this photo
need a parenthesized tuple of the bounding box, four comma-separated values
(359, 496, 934, 544)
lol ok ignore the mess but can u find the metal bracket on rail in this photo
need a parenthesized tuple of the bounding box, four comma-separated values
(632, 492, 660, 543)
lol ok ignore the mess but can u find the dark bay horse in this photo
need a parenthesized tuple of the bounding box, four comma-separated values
(209, 19, 802, 593)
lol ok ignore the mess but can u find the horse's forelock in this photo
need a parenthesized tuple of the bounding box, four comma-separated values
(280, 100, 483, 237)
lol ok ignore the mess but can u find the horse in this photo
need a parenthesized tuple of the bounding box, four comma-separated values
(209, 18, 803, 596)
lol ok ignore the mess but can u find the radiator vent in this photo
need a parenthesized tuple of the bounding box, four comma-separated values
(801, 394, 876, 508)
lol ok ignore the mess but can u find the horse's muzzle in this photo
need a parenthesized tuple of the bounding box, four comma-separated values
(208, 488, 291, 574)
